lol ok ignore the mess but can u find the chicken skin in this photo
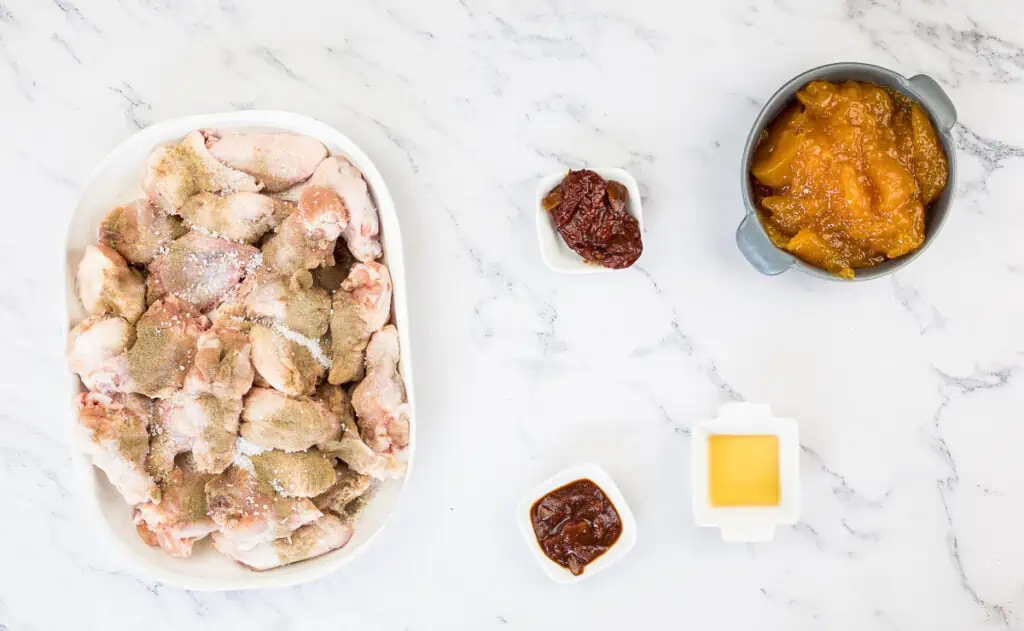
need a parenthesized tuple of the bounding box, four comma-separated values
(118, 297, 209, 398)
(133, 455, 217, 557)
(244, 270, 330, 338)
(205, 131, 327, 193)
(149, 392, 242, 480)
(67, 315, 135, 392)
(178, 192, 290, 244)
(147, 231, 261, 312)
(249, 324, 325, 396)
(328, 262, 392, 385)
(77, 244, 146, 324)
(249, 449, 337, 498)
(213, 513, 353, 571)
(184, 326, 255, 400)
(240, 387, 340, 452)
(262, 186, 349, 276)
(143, 130, 262, 213)
(99, 198, 186, 265)
(75, 392, 158, 505)
(352, 326, 410, 454)
(317, 384, 406, 479)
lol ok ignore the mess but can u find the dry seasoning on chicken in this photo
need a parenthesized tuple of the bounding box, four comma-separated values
(69, 129, 410, 570)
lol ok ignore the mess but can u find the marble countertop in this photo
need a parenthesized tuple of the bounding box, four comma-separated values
(2, 0, 1024, 629)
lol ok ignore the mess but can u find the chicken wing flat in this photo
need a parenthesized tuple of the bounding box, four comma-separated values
(205, 131, 327, 193)
(313, 462, 371, 515)
(67, 315, 135, 392)
(352, 326, 410, 454)
(178, 192, 290, 244)
(75, 392, 158, 505)
(149, 392, 241, 480)
(261, 186, 349, 275)
(249, 324, 325, 396)
(99, 198, 186, 265)
(184, 326, 254, 400)
(316, 384, 406, 480)
(147, 231, 261, 312)
(244, 270, 330, 338)
(328, 262, 392, 385)
(143, 130, 262, 213)
(213, 513, 353, 571)
(119, 297, 209, 398)
(240, 387, 339, 452)
(249, 449, 337, 498)
(77, 244, 146, 324)
(133, 455, 216, 557)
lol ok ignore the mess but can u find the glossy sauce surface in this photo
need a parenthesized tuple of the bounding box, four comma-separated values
(752, 80, 949, 278)
(708, 434, 780, 507)
(530, 478, 622, 576)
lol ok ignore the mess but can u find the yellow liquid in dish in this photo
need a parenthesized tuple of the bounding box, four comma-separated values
(708, 434, 780, 507)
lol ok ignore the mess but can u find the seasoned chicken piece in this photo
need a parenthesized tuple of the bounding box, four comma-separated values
(75, 392, 158, 505)
(206, 463, 322, 549)
(133, 455, 216, 557)
(244, 270, 330, 338)
(99, 198, 186, 265)
(262, 186, 349, 275)
(249, 324, 325, 396)
(317, 384, 407, 479)
(184, 326, 254, 400)
(148, 392, 242, 479)
(142, 130, 262, 213)
(205, 131, 328, 193)
(352, 326, 410, 454)
(213, 513, 353, 571)
(147, 231, 261, 312)
(76, 245, 146, 324)
(178, 192, 290, 243)
(313, 462, 371, 514)
(240, 387, 340, 452)
(250, 449, 337, 498)
(279, 157, 381, 262)
(67, 315, 135, 392)
(118, 297, 209, 398)
(328, 262, 392, 385)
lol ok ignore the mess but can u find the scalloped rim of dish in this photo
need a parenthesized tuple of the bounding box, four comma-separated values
(63, 110, 416, 591)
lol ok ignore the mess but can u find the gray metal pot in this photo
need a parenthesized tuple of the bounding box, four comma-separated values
(736, 62, 958, 281)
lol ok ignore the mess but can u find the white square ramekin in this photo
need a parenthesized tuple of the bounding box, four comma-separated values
(517, 463, 637, 584)
(691, 403, 800, 542)
(535, 168, 643, 274)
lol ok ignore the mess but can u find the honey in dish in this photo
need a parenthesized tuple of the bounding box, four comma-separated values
(708, 434, 780, 507)
(751, 80, 949, 279)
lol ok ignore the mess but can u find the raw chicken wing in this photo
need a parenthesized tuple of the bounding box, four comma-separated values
(178, 192, 290, 243)
(184, 326, 255, 400)
(75, 392, 158, 505)
(240, 387, 339, 452)
(142, 130, 262, 213)
(249, 324, 325, 396)
(352, 326, 410, 453)
(205, 131, 327, 193)
(133, 455, 216, 557)
(262, 186, 349, 275)
(313, 462, 371, 515)
(244, 270, 330, 338)
(67, 315, 134, 392)
(250, 449, 337, 498)
(99, 198, 186, 265)
(119, 297, 209, 398)
(213, 513, 353, 571)
(149, 392, 242, 479)
(77, 244, 146, 324)
(147, 231, 261, 312)
(328, 262, 391, 384)
(317, 384, 406, 479)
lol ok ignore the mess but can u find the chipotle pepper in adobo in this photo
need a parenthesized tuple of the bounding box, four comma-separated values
(530, 478, 622, 576)
(543, 170, 642, 269)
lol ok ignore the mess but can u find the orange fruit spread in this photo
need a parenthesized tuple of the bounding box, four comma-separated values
(708, 434, 780, 507)
(751, 80, 949, 279)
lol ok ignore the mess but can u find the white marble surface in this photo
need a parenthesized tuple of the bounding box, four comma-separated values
(2, 0, 1024, 629)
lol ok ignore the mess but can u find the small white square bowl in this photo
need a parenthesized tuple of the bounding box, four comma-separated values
(691, 403, 800, 542)
(517, 463, 637, 584)
(535, 168, 644, 274)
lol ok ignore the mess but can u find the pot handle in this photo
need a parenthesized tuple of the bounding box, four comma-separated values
(908, 74, 958, 133)
(735, 214, 793, 276)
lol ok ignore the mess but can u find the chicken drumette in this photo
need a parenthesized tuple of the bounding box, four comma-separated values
(76, 245, 146, 324)
(328, 262, 392, 385)
(352, 326, 410, 454)
(178, 192, 290, 244)
(204, 131, 328, 193)
(262, 186, 349, 275)
(99, 198, 186, 266)
(317, 384, 406, 480)
(75, 391, 158, 505)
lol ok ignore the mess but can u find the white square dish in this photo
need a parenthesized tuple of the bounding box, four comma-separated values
(535, 168, 644, 274)
(63, 110, 416, 591)
(691, 403, 799, 542)
(517, 462, 637, 584)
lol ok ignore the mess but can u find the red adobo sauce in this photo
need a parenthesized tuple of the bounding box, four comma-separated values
(529, 478, 622, 576)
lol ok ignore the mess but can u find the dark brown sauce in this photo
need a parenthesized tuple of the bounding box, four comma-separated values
(542, 169, 642, 269)
(529, 478, 622, 576)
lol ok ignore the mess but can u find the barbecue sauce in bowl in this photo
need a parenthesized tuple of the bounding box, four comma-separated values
(529, 478, 623, 576)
